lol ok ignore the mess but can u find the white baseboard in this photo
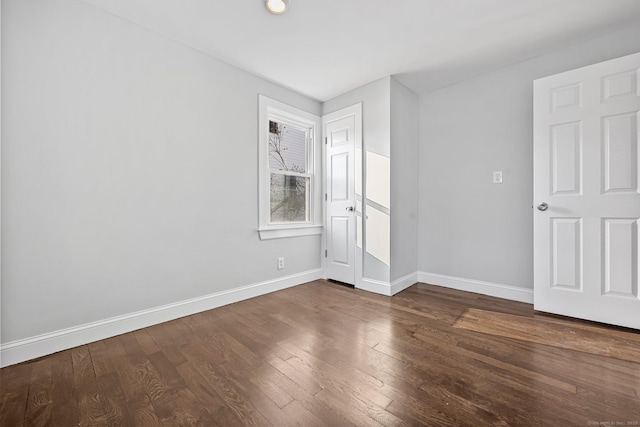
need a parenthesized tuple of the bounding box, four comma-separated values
(0, 269, 323, 368)
(357, 272, 419, 296)
(358, 278, 391, 296)
(418, 271, 534, 304)
(391, 272, 419, 295)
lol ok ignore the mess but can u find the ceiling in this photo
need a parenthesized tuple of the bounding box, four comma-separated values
(81, 0, 640, 101)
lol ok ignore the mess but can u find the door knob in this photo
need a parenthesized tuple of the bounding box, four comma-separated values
(537, 202, 549, 211)
(346, 206, 354, 212)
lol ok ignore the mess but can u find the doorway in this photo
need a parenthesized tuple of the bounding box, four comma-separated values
(323, 104, 362, 285)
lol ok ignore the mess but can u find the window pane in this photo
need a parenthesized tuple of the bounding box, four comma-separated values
(269, 120, 308, 173)
(270, 174, 309, 223)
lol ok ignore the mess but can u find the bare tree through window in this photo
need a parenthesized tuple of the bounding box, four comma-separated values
(268, 121, 309, 223)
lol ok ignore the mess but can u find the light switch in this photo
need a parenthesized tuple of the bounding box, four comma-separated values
(493, 171, 503, 184)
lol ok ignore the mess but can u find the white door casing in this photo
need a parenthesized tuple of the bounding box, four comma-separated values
(324, 105, 361, 285)
(533, 52, 640, 329)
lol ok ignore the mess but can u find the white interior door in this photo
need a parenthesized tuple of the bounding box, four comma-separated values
(533, 52, 640, 330)
(324, 108, 358, 284)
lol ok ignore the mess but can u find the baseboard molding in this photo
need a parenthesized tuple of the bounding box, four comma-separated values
(357, 272, 419, 297)
(0, 268, 323, 368)
(418, 271, 534, 304)
(391, 272, 419, 295)
(358, 278, 392, 296)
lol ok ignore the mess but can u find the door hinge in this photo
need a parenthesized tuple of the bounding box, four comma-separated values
(325, 250, 327, 258)
(325, 137, 327, 144)
(325, 193, 327, 201)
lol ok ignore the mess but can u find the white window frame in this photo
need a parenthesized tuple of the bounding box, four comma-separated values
(258, 95, 322, 240)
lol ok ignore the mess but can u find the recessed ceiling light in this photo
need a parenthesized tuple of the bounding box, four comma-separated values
(265, 0, 289, 15)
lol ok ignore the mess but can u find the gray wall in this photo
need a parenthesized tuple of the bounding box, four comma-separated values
(1, 0, 321, 343)
(390, 78, 418, 282)
(323, 77, 391, 157)
(323, 77, 391, 283)
(418, 23, 640, 289)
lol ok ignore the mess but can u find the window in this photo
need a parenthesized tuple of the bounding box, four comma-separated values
(258, 95, 322, 240)
(269, 119, 310, 223)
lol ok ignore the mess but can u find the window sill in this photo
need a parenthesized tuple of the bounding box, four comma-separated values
(258, 225, 322, 240)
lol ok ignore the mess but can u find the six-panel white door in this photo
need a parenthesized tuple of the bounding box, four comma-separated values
(324, 111, 357, 284)
(533, 52, 640, 329)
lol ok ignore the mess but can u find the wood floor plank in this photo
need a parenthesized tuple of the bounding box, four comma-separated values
(147, 351, 188, 391)
(264, 363, 355, 427)
(130, 396, 162, 427)
(418, 314, 640, 398)
(49, 350, 80, 426)
(314, 387, 389, 427)
(367, 317, 584, 419)
(71, 346, 108, 427)
(454, 307, 640, 362)
(277, 339, 392, 409)
(133, 330, 162, 356)
(222, 313, 296, 362)
(384, 389, 468, 427)
(103, 352, 153, 417)
(267, 356, 322, 396)
(0, 360, 32, 427)
(281, 332, 385, 391)
(179, 342, 270, 426)
(411, 323, 578, 393)
(369, 318, 630, 425)
(280, 399, 326, 427)
(213, 362, 305, 426)
(87, 340, 117, 378)
(24, 358, 53, 427)
(139, 354, 219, 426)
(144, 319, 193, 366)
(94, 372, 136, 426)
(3, 280, 640, 426)
(252, 376, 294, 410)
(90, 335, 164, 427)
(174, 359, 243, 426)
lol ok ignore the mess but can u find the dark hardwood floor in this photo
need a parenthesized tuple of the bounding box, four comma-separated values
(1, 280, 639, 426)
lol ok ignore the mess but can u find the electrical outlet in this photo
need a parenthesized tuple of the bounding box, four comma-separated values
(278, 257, 284, 270)
(493, 171, 503, 184)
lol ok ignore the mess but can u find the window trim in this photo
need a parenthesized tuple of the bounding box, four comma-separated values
(258, 95, 322, 240)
